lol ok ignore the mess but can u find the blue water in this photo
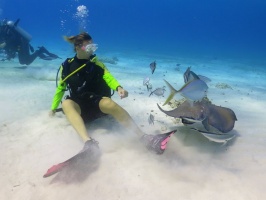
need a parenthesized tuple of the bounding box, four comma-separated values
(1, 0, 266, 62)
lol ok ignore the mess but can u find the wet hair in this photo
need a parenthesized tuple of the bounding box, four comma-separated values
(64, 32, 92, 51)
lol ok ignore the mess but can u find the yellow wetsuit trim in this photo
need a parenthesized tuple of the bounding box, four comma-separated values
(61, 63, 87, 83)
(51, 66, 67, 110)
(91, 56, 120, 90)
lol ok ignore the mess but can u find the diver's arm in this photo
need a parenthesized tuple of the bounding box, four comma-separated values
(104, 71, 129, 98)
(50, 66, 67, 112)
(90, 56, 128, 98)
(90, 56, 121, 90)
(51, 83, 66, 110)
(103, 72, 121, 91)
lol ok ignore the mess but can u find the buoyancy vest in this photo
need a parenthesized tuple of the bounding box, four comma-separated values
(61, 56, 111, 99)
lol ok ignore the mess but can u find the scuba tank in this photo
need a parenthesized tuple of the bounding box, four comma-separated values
(6, 19, 32, 41)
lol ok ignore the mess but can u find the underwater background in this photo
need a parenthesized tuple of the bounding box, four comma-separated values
(1, 0, 265, 63)
(1, 1, 266, 199)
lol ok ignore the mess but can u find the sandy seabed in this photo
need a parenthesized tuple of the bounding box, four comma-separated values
(0, 50, 265, 200)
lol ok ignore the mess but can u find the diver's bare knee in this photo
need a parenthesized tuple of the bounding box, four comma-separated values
(99, 97, 118, 112)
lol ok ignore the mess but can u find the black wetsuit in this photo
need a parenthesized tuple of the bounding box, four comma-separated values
(62, 56, 112, 121)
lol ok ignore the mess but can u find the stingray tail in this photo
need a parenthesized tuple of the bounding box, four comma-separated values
(163, 80, 178, 106)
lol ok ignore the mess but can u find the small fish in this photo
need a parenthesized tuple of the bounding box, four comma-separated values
(163, 79, 208, 105)
(190, 128, 236, 144)
(150, 61, 156, 74)
(146, 83, 152, 91)
(148, 113, 155, 125)
(143, 77, 150, 86)
(149, 87, 166, 97)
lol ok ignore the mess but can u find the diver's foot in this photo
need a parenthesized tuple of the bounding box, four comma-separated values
(38, 52, 47, 59)
(38, 46, 49, 54)
(39, 54, 58, 60)
(140, 130, 176, 154)
(81, 138, 101, 159)
(38, 46, 61, 59)
(47, 53, 61, 59)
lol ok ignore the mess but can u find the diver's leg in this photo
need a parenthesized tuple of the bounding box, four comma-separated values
(39, 46, 59, 58)
(19, 51, 41, 65)
(62, 99, 91, 142)
(99, 97, 144, 136)
(38, 46, 50, 54)
(99, 97, 175, 154)
(62, 99, 100, 157)
(18, 41, 39, 65)
(18, 52, 37, 65)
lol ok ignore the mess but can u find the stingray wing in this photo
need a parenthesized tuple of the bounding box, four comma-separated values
(157, 101, 206, 120)
(207, 104, 237, 133)
(191, 128, 236, 144)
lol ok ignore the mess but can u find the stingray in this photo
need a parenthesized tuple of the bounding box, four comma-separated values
(157, 98, 237, 133)
(190, 128, 236, 144)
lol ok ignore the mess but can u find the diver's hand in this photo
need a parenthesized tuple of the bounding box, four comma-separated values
(117, 87, 128, 99)
(49, 110, 56, 117)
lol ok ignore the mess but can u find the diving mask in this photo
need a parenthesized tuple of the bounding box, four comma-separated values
(82, 44, 98, 54)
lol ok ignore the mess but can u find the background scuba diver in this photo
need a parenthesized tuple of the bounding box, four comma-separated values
(50, 32, 175, 163)
(0, 18, 60, 65)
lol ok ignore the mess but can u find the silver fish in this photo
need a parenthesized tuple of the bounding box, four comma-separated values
(183, 67, 199, 83)
(163, 79, 208, 105)
(143, 77, 150, 86)
(149, 87, 166, 97)
(183, 67, 211, 83)
(148, 113, 155, 125)
(146, 83, 152, 91)
(150, 61, 156, 74)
